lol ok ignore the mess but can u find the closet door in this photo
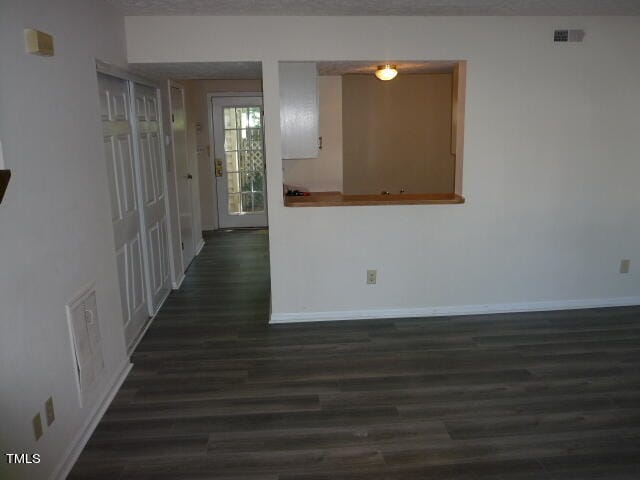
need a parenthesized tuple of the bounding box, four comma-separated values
(98, 73, 148, 348)
(132, 83, 172, 312)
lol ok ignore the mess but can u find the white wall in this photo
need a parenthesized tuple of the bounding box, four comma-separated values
(283, 75, 343, 192)
(125, 15, 640, 319)
(0, 1, 130, 479)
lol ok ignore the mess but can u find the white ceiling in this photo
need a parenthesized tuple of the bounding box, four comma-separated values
(107, 0, 640, 16)
(128, 62, 262, 79)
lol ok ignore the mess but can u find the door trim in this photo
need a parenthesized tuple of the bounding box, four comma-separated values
(168, 80, 188, 275)
(156, 86, 180, 296)
(96, 59, 160, 89)
(207, 92, 267, 229)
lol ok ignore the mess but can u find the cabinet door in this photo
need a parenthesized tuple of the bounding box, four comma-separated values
(279, 62, 319, 159)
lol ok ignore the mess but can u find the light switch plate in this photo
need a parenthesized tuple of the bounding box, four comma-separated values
(45, 397, 55, 426)
(33, 413, 43, 441)
(620, 259, 631, 274)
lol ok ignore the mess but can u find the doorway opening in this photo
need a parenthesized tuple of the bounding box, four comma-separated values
(128, 61, 269, 278)
(140, 62, 269, 235)
(210, 94, 267, 228)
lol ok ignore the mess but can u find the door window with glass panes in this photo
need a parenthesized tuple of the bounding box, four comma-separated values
(223, 106, 265, 215)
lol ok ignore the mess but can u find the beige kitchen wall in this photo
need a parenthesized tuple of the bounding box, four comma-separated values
(342, 73, 454, 194)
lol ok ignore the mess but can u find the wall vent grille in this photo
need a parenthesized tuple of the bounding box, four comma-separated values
(66, 283, 104, 405)
(554, 29, 585, 43)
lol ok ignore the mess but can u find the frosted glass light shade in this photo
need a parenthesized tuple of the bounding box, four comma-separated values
(375, 64, 398, 81)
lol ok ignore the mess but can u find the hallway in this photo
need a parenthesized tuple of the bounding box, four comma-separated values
(70, 230, 640, 479)
(70, 229, 272, 479)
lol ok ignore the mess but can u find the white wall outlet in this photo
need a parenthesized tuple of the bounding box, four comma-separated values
(620, 259, 631, 274)
(367, 269, 377, 285)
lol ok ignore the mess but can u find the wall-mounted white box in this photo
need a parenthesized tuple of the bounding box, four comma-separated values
(66, 283, 104, 405)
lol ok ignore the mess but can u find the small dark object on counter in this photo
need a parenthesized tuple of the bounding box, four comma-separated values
(286, 189, 311, 196)
(0, 170, 10, 204)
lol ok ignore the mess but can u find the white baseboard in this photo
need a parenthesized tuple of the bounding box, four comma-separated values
(172, 272, 185, 290)
(126, 288, 170, 355)
(202, 224, 216, 231)
(195, 238, 205, 255)
(50, 361, 132, 480)
(270, 296, 640, 324)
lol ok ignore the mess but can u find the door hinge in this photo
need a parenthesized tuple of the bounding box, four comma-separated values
(181, 241, 184, 250)
(171, 114, 175, 122)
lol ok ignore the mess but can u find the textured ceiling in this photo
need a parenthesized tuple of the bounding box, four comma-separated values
(317, 61, 457, 75)
(128, 62, 262, 79)
(106, 0, 640, 16)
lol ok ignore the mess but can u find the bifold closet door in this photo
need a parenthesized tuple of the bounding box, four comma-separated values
(98, 73, 149, 348)
(132, 83, 172, 312)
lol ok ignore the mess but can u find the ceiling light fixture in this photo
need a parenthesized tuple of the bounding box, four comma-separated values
(375, 64, 398, 81)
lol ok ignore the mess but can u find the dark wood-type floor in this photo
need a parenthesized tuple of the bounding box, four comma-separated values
(71, 230, 640, 479)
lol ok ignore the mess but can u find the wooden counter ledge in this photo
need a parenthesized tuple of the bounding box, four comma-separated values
(284, 192, 465, 207)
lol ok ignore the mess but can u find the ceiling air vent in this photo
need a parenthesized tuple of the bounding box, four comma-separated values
(554, 29, 585, 43)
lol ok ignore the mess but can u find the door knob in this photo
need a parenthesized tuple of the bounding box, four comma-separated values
(187, 174, 193, 179)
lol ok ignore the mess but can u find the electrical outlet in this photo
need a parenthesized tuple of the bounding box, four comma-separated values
(367, 269, 377, 285)
(620, 259, 631, 274)
(32, 413, 43, 441)
(45, 397, 55, 426)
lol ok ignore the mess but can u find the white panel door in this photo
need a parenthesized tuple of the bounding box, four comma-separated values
(132, 83, 172, 311)
(98, 73, 148, 348)
(170, 85, 195, 267)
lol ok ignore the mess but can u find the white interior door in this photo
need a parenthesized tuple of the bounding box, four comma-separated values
(132, 83, 172, 311)
(98, 73, 148, 348)
(170, 85, 196, 267)
(211, 96, 268, 229)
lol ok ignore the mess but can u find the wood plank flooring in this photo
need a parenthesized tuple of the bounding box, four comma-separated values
(70, 229, 640, 479)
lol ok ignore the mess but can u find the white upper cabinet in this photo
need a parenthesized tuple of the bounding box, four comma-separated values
(279, 62, 319, 159)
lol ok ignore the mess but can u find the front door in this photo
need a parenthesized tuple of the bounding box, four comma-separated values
(132, 83, 171, 311)
(211, 96, 267, 228)
(98, 73, 148, 348)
